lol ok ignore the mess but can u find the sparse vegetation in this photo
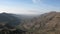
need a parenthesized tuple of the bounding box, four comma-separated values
(1, 12, 60, 34)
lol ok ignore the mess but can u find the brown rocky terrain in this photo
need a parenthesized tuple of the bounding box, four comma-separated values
(17, 12, 60, 34)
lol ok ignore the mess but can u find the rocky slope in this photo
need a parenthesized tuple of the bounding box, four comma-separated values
(18, 12, 60, 34)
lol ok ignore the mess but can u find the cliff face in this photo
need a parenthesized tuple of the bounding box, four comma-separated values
(18, 12, 60, 34)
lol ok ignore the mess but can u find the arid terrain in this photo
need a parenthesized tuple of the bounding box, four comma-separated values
(19, 12, 60, 34)
(0, 12, 60, 34)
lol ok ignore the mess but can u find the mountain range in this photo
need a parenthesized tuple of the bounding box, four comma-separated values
(0, 12, 60, 34)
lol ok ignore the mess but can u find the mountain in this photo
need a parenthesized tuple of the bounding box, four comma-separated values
(1, 12, 60, 34)
(0, 12, 21, 28)
(0, 12, 37, 29)
(0, 12, 31, 34)
(17, 12, 60, 34)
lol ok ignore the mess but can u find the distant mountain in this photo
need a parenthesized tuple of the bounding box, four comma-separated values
(13, 14, 39, 20)
(0, 13, 21, 28)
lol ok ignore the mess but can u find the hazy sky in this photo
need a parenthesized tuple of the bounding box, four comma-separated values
(0, 0, 60, 14)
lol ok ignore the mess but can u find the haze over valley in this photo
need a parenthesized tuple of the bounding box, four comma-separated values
(0, 0, 60, 34)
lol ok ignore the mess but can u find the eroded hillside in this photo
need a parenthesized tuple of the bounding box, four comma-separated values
(17, 12, 60, 34)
